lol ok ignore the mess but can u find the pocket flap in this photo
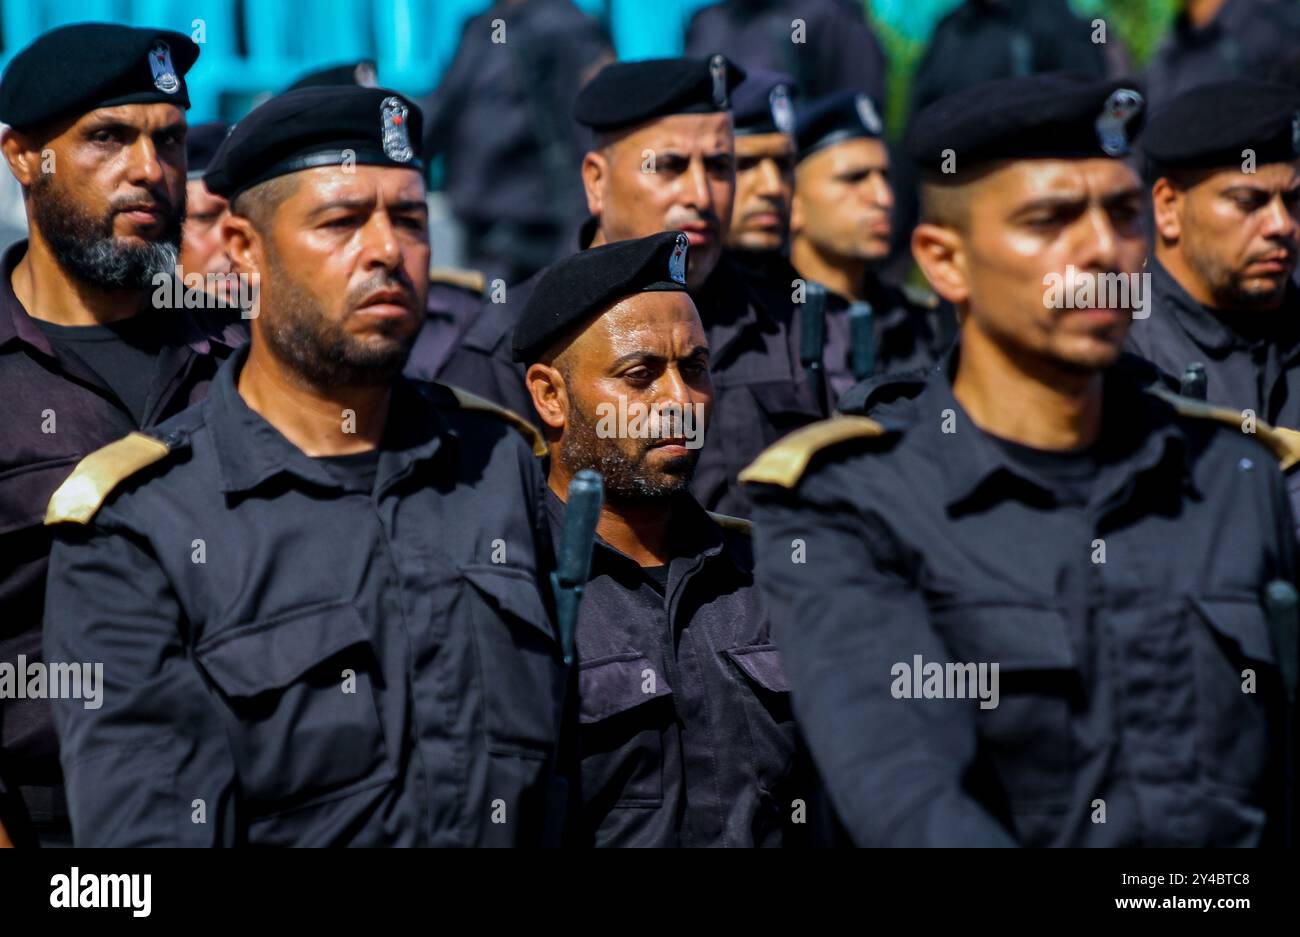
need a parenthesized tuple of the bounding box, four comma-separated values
(461, 564, 553, 640)
(724, 644, 789, 693)
(932, 602, 1076, 671)
(1192, 597, 1276, 663)
(196, 599, 369, 697)
(0, 456, 79, 535)
(578, 653, 672, 724)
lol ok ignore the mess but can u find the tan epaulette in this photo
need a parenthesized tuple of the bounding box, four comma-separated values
(444, 385, 547, 458)
(45, 432, 173, 526)
(738, 415, 890, 489)
(1148, 387, 1300, 471)
(429, 266, 486, 295)
(707, 512, 752, 536)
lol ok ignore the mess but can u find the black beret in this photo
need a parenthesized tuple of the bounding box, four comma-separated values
(907, 73, 1145, 173)
(0, 23, 199, 130)
(513, 231, 692, 363)
(285, 61, 379, 92)
(1142, 79, 1300, 170)
(732, 69, 797, 136)
(203, 86, 423, 201)
(795, 91, 885, 163)
(574, 55, 746, 132)
(186, 121, 231, 179)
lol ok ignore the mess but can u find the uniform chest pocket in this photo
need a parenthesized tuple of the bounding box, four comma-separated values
(931, 602, 1079, 809)
(0, 455, 79, 534)
(724, 644, 798, 792)
(194, 599, 393, 814)
(578, 653, 673, 808)
(461, 564, 562, 759)
(1189, 597, 1279, 793)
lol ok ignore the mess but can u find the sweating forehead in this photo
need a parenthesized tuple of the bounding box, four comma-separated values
(603, 111, 734, 156)
(283, 163, 426, 205)
(1193, 159, 1300, 192)
(569, 291, 704, 361)
(969, 157, 1140, 208)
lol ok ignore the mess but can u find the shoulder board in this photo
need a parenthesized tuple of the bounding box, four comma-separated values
(442, 384, 547, 457)
(45, 432, 172, 526)
(429, 267, 486, 295)
(1148, 387, 1300, 471)
(901, 282, 941, 310)
(707, 512, 752, 535)
(738, 415, 891, 489)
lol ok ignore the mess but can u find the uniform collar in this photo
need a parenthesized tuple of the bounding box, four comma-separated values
(207, 343, 452, 495)
(1151, 258, 1300, 361)
(922, 345, 1191, 514)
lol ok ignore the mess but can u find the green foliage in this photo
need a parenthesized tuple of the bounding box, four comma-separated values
(865, 0, 1182, 137)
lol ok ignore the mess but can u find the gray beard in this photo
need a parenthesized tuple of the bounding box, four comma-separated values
(30, 175, 184, 291)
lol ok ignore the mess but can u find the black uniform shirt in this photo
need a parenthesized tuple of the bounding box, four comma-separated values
(0, 240, 245, 845)
(547, 489, 804, 847)
(748, 347, 1297, 846)
(1126, 259, 1300, 429)
(44, 345, 563, 846)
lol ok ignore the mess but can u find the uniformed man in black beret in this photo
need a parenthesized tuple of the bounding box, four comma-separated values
(0, 23, 245, 848)
(788, 91, 950, 408)
(1127, 79, 1300, 428)
(42, 86, 565, 846)
(273, 57, 489, 384)
(180, 121, 235, 304)
(440, 54, 823, 518)
(515, 231, 806, 846)
(744, 73, 1299, 846)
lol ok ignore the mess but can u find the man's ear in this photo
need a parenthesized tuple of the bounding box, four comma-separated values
(526, 362, 567, 432)
(222, 212, 261, 276)
(789, 186, 806, 237)
(581, 150, 607, 218)
(1, 127, 45, 189)
(1151, 177, 1184, 246)
(911, 222, 969, 306)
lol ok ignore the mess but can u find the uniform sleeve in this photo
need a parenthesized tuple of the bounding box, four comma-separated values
(44, 522, 237, 846)
(750, 478, 1016, 847)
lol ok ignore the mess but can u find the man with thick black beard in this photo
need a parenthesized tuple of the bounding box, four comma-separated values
(0, 24, 244, 847)
(518, 233, 806, 846)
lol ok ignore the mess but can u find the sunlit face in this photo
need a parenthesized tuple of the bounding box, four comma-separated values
(12, 103, 187, 289)
(792, 137, 893, 262)
(544, 291, 713, 501)
(937, 158, 1146, 373)
(1157, 161, 1300, 310)
(584, 112, 735, 290)
(729, 131, 795, 252)
(227, 163, 430, 387)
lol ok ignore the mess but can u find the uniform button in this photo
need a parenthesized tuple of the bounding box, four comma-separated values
(161, 432, 183, 448)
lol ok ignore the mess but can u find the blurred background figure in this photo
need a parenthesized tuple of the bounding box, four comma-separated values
(180, 121, 234, 304)
(419, 0, 613, 285)
(790, 92, 948, 404)
(686, 0, 887, 103)
(889, 0, 1129, 278)
(0, 136, 25, 253)
(1144, 0, 1300, 108)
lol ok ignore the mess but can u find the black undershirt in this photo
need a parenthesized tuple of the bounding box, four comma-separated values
(315, 449, 382, 492)
(34, 312, 163, 425)
(642, 564, 670, 595)
(989, 435, 1097, 506)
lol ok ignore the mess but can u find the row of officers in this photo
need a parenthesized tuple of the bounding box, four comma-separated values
(0, 22, 1298, 847)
